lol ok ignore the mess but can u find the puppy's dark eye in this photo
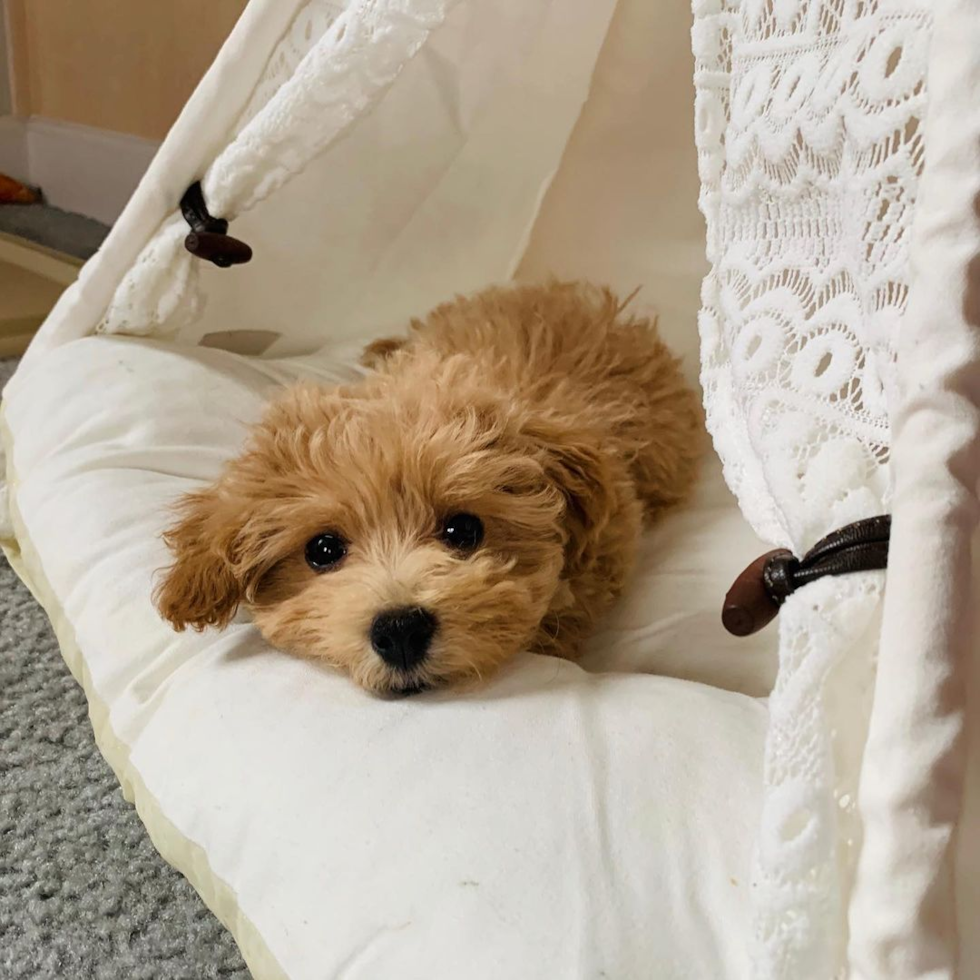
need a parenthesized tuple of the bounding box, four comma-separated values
(440, 513, 484, 552)
(305, 533, 347, 571)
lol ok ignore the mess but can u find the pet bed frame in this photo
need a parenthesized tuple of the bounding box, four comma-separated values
(2, 0, 979, 977)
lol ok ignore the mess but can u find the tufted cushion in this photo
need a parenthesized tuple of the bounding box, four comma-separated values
(2, 336, 768, 979)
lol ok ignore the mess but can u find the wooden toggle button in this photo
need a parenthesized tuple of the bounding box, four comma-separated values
(184, 231, 253, 268)
(721, 549, 793, 637)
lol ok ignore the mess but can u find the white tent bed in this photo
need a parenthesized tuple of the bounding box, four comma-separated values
(2, 0, 978, 977)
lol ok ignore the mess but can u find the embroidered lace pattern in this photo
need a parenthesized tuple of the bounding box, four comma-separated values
(99, 0, 460, 337)
(691, 0, 931, 974)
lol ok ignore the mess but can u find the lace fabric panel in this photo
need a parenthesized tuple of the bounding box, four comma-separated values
(693, 0, 930, 551)
(235, 1, 349, 133)
(755, 575, 881, 978)
(691, 0, 931, 975)
(99, 0, 460, 338)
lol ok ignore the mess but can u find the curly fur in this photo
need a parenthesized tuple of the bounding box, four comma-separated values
(156, 281, 702, 694)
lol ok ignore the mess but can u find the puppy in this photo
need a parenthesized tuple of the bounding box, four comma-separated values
(156, 281, 702, 695)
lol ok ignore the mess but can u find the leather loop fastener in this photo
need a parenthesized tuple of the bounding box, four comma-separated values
(180, 181, 253, 268)
(722, 515, 891, 637)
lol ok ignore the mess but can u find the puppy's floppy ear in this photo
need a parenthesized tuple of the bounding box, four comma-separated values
(155, 483, 246, 632)
(156, 382, 347, 632)
(518, 414, 619, 568)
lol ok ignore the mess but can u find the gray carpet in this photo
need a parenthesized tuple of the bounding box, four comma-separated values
(0, 205, 109, 260)
(0, 358, 249, 979)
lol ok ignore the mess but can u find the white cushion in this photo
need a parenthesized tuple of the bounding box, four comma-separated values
(581, 457, 777, 696)
(2, 336, 768, 979)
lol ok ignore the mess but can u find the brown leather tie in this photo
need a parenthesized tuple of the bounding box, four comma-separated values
(180, 181, 253, 268)
(722, 515, 891, 636)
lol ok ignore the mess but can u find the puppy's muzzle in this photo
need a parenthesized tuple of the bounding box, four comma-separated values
(370, 607, 438, 671)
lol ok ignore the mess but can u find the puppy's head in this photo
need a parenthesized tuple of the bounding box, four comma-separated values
(155, 360, 606, 694)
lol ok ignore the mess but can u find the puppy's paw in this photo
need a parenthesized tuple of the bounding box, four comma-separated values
(361, 336, 407, 370)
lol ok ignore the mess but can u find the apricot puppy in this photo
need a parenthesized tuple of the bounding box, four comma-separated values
(156, 281, 701, 694)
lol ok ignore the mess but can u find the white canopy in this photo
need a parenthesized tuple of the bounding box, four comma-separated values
(5, 0, 980, 976)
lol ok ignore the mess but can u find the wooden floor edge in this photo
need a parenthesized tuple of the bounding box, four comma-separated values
(0, 230, 83, 287)
(0, 315, 44, 358)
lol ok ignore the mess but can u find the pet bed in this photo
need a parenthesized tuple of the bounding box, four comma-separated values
(2, 0, 978, 977)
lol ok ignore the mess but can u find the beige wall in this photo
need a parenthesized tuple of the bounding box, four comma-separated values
(0, 6, 11, 115)
(7, 0, 248, 140)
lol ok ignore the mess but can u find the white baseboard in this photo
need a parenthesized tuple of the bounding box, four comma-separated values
(0, 116, 29, 183)
(0, 115, 159, 225)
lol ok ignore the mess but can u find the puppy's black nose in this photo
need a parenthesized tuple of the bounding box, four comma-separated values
(370, 607, 437, 671)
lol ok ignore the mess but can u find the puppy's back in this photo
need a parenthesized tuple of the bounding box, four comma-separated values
(411, 280, 703, 517)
